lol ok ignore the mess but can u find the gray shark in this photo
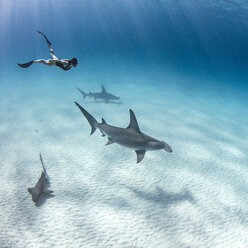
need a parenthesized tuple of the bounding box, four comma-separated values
(27, 154, 54, 203)
(74, 102, 172, 163)
(77, 85, 120, 103)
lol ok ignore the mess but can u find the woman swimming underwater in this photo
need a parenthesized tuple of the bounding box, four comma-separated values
(17, 31, 78, 71)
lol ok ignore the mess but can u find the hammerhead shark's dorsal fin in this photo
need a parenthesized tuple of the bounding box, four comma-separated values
(135, 150, 146, 163)
(101, 118, 107, 124)
(101, 85, 107, 93)
(127, 109, 141, 132)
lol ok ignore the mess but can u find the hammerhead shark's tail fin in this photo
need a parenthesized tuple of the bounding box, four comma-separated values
(77, 87, 88, 100)
(39, 153, 47, 176)
(74, 102, 98, 135)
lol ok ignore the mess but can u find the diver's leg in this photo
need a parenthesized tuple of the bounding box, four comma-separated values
(50, 53, 59, 60)
(33, 59, 52, 66)
(37, 30, 58, 59)
(48, 45, 57, 59)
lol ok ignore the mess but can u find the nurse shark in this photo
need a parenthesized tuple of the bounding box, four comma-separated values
(27, 154, 54, 203)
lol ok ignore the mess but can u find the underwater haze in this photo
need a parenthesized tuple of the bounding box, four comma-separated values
(1, 0, 248, 247)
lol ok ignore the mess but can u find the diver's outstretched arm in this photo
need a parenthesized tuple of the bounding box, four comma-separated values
(37, 30, 52, 48)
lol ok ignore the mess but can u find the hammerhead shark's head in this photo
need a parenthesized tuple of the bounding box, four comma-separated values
(77, 85, 120, 103)
(74, 102, 172, 163)
(27, 154, 54, 203)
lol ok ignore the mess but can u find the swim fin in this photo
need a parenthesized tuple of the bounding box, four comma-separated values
(37, 30, 52, 46)
(17, 60, 34, 68)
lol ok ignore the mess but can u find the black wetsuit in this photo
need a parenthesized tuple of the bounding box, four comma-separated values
(55, 61, 72, 71)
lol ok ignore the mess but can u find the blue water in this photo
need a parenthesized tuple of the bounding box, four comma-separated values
(2, 0, 248, 80)
(1, 1, 248, 247)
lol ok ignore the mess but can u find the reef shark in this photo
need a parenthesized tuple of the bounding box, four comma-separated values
(77, 85, 120, 103)
(27, 154, 54, 203)
(74, 102, 172, 163)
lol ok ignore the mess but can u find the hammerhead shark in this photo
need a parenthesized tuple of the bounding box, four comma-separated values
(27, 154, 54, 203)
(74, 102, 172, 163)
(77, 85, 120, 103)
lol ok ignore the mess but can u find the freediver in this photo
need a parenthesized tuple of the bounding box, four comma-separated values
(17, 31, 78, 71)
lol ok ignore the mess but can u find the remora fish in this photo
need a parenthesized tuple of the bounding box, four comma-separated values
(74, 102, 172, 163)
(77, 85, 120, 103)
(27, 154, 54, 203)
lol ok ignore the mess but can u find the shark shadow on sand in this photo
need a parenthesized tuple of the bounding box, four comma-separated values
(77, 85, 121, 104)
(126, 186, 195, 207)
(27, 154, 54, 206)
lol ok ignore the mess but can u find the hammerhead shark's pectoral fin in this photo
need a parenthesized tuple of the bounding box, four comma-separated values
(105, 137, 114, 145)
(100, 130, 106, 137)
(28, 187, 34, 194)
(42, 189, 54, 194)
(135, 150, 146, 163)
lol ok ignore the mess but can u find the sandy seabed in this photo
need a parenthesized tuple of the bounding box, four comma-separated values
(0, 72, 248, 248)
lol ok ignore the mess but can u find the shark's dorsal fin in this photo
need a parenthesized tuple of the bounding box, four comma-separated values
(101, 85, 107, 93)
(127, 109, 140, 132)
(101, 118, 107, 124)
(135, 150, 146, 163)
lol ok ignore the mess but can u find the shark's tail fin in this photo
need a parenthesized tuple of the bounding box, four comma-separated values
(74, 102, 98, 135)
(39, 153, 48, 177)
(77, 87, 87, 100)
(17, 60, 34, 68)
